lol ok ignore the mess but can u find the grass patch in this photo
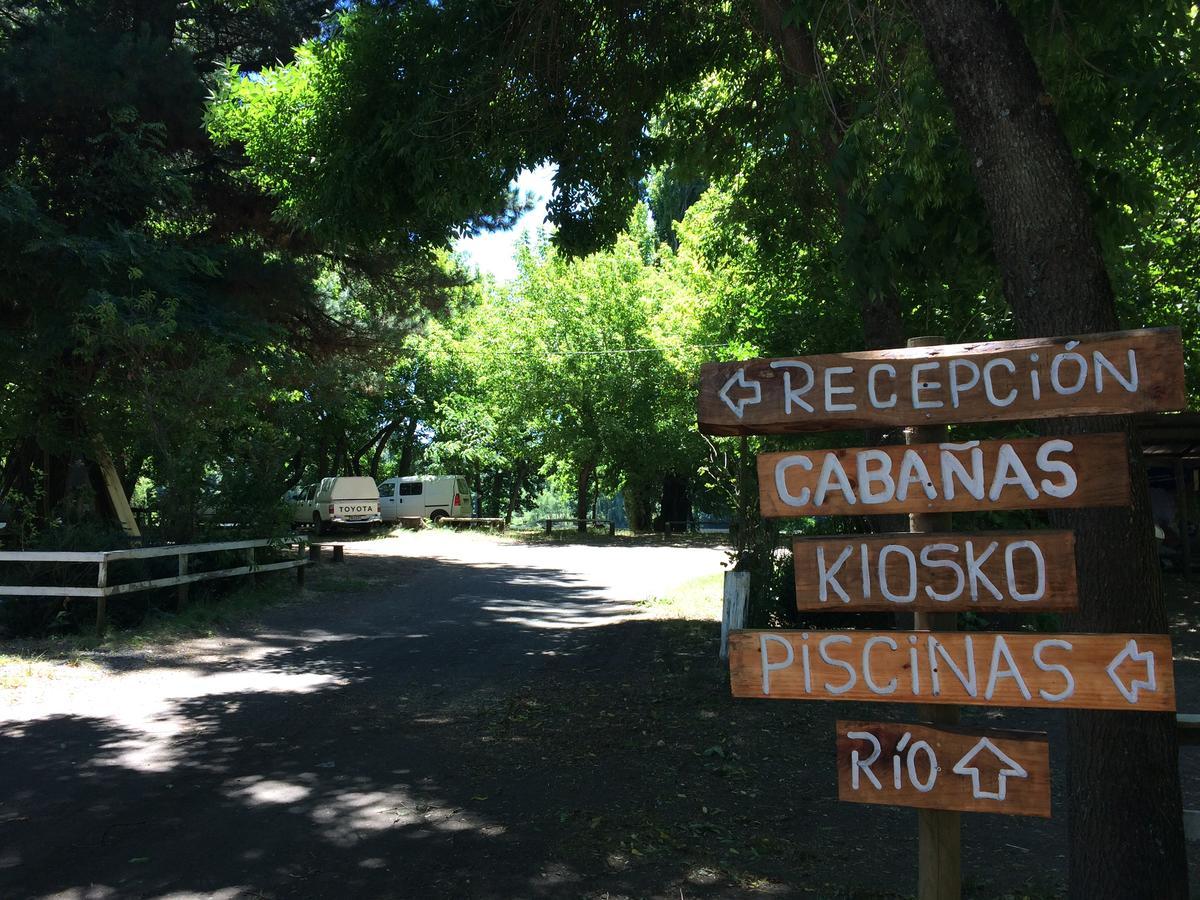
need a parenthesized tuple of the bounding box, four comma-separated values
(638, 571, 724, 620)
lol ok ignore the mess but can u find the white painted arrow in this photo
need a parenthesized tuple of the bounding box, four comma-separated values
(718, 368, 762, 419)
(952, 737, 1028, 801)
(1106, 639, 1157, 703)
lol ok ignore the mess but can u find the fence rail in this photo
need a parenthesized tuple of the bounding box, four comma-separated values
(0, 537, 309, 632)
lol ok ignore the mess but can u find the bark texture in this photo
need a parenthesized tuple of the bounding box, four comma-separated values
(910, 1, 1186, 896)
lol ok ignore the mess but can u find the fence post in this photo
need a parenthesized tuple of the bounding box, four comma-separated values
(544, 518, 552, 535)
(296, 542, 307, 588)
(95, 558, 108, 635)
(177, 553, 189, 609)
(720, 571, 750, 660)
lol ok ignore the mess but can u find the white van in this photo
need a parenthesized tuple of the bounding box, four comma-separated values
(377, 475, 473, 523)
(290, 476, 381, 534)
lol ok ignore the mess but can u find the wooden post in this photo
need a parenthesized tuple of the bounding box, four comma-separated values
(308, 543, 320, 563)
(177, 552, 189, 608)
(1176, 459, 1191, 578)
(608, 521, 615, 537)
(331, 544, 344, 564)
(544, 518, 552, 535)
(907, 336, 960, 900)
(296, 544, 307, 587)
(720, 571, 750, 660)
(95, 558, 108, 635)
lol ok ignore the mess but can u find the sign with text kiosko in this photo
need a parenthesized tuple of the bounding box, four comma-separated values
(836, 721, 1051, 818)
(757, 434, 1129, 517)
(793, 530, 1078, 612)
(698, 327, 1185, 435)
(728, 630, 1175, 711)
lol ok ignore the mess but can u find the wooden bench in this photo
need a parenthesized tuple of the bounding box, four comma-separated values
(542, 518, 616, 536)
(308, 543, 345, 563)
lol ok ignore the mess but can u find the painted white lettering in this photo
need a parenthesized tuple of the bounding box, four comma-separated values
(867, 363, 897, 409)
(988, 444, 1039, 501)
(848, 730, 883, 790)
(819, 635, 857, 695)
(895, 449, 936, 502)
(965, 541, 1003, 602)
(857, 449, 896, 505)
(814, 454, 857, 507)
(928, 635, 978, 698)
(912, 361, 945, 409)
(817, 546, 853, 603)
(1036, 439, 1078, 499)
(1050, 341, 1087, 395)
(824, 365, 857, 412)
(1005, 540, 1046, 601)
(907, 741, 938, 793)
(985, 636, 1032, 700)
(760, 633, 794, 695)
(920, 543, 965, 602)
(1093, 348, 1138, 393)
(774, 455, 813, 507)
(1033, 638, 1075, 702)
(940, 442, 985, 500)
(770, 361, 815, 414)
(983, 357, 1017, 407)
(878, 545, 917, 603)
(949, 359, 980, 409)
(862, 636, 899, 695)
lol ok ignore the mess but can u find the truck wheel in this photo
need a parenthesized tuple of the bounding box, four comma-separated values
(313, 512, 328, 536)
(431, 510, 448, 524)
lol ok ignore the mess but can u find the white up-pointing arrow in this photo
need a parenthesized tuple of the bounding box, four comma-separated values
(718, 368, 762, 419)
(952, 737, 1028, 801)
(1106, 639, 1157, 703)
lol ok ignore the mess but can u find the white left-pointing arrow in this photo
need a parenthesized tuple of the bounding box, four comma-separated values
(952, 737, 1028, 801)
(1106, 639, 1157, 703)
(718, 368, 762, 419)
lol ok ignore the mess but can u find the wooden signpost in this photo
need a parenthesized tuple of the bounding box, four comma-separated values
(757, 434, 1130, 517)
(698, 326, 1187, 898)
(698, 327, 1184, 435)
(793, 530, 1078, 612)
(729, 630, 1175, 711)
(836, 721, 1052, 818)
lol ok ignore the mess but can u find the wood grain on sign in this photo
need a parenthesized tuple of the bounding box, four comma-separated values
(698, 327, 1184, 435)
(794, 530, 1078, 612)
(836, 720, 1051, 817)
(728, 630, 1175, 711)
(758, 434, 1129, 518)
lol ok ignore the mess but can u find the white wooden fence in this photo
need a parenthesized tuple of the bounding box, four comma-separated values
(0, 538, 309, 632)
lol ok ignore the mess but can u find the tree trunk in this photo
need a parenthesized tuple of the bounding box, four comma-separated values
(575, 462, 594, 533)
(395, 416, 420, 477)
(911, 1, 1186, 896)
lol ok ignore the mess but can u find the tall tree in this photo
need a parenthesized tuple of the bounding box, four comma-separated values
(910, 0, 1188, 894)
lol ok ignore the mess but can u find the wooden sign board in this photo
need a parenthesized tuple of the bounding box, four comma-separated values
(729, 630, 1175, 711)
(758, 434, 1129, 518)
(794, 530, 1077, 612)
(698, 327, 1184, 435)
(836, 720, 1051, 818)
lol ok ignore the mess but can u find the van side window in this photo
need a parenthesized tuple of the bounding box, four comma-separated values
(379, 483, 395, 498)
(456, 479, 470, 495)
(398, 482, 423, 497)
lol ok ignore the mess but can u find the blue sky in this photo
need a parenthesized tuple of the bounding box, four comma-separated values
(454, 164, 555, 282)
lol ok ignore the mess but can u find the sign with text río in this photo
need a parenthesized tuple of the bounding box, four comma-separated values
(728, 630, 1175, 711)
(836, 721, 1051, 817)
(698, 327, 1184, 435)
(794, 531, 1077, 612)
(758, 434, 1129, 517)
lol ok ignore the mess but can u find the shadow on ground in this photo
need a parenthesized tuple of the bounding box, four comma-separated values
(6, 546, 1179, 898)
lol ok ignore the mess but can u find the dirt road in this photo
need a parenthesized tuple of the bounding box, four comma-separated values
(3, 532, 1198, 899)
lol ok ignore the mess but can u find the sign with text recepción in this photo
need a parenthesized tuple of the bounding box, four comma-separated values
(728, 630, 1175, 711)
(698, 327, 1185, 435)
(758, 434, 1129, 517)
(836, 720, 1051, 817)
(793, 530, 1078, 612)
